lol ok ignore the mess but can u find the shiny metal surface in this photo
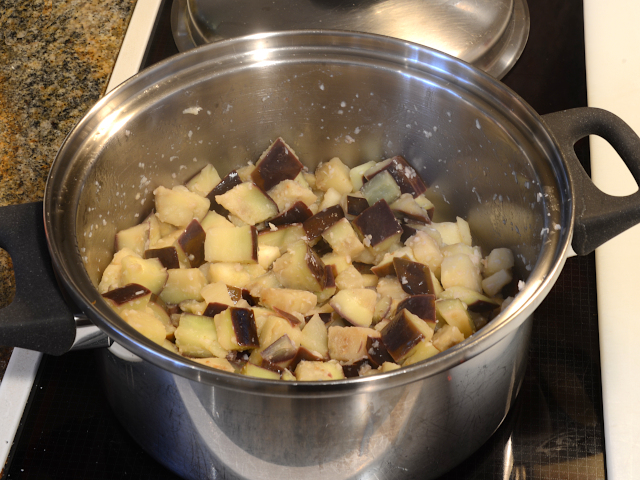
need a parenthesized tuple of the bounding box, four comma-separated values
(171, 0, 530, 79)
(98, 317, 531, 480)
(44, 31, 573, 477)
(70, 314, 112, 350)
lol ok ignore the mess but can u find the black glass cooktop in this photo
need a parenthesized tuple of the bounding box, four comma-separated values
(3, 0, 605, 478)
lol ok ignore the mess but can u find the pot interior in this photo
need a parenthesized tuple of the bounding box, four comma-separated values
(46, 31, 571, 387)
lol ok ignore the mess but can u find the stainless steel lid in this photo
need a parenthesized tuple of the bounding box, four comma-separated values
(171, 0, 529, 79)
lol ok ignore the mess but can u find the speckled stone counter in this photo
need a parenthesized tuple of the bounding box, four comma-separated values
(0, 0, 137, 378)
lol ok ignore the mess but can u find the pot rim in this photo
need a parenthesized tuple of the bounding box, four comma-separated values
(45, 29, 573, 396)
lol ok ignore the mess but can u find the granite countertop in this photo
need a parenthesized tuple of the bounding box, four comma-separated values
(0, 0, 138, 380)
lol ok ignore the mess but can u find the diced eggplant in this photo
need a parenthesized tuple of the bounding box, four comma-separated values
(352, 200, 403, 254)
(241, 362, 282, 380)
(205, 225, 258, 264)
(438, 286, 498, 313)
(258, 223, 306, 254)
(268, 201, 313, 226)
(364, 156, 427, 197)
(261, 334, 299, 369)
(119, 255, 168, 295)
(185, 164, 222, 197)
(272, 307, 303, 327)
(215, 182, 279, 226)
(361, 170, 402, 206)
(178, 219, 206, 267)
(202, 302, 229, 317)
(436, 298, 475, 338)
(153, 186, 210, 228)
(390, 193, 431, 224)
(159, 268, 208, 305)
(402, 340, 440, 366)
(365, 336, 395, 368)
(214, 307, 260, 350)
(251, 137, 304, 191)
(299, 315, 329, 358)
(329, 288, 378, 328)
(380, 309, 433, 362)
(294, 360, 345, 381)
(341, 359, 371, 378)
(206, 170, 243, 215)
(174, 313, 228, 358)
(321, 217, 365, 258)
(272, 240, 327, 292)
(346, 195, 370, 217)
(396, 294, 436, 321)
(144, 246, 180, 269)
(103, 284, 152, 312)
(115, 221, 150, 257)
(303, 204, 345, 240)
(327, 325, 379, 363)
(393, 257, 435, 295)
(315, 157, 353, 194)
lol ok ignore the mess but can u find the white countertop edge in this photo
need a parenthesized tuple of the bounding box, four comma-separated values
(0, 0, 162, 472)
(106, 0, 164, 94)
(583, 0, 640, 479)
(0, 349, 43, 470)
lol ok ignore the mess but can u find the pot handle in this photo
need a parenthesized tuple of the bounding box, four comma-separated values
(0, 201, 77, 355)
(543, 107, 640, 255)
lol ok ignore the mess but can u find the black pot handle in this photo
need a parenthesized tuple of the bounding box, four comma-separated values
(0, 201, 76, 355)
(543, 107, 640, 255)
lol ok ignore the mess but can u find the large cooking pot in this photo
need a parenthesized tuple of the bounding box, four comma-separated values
(2, 31, 640, 479)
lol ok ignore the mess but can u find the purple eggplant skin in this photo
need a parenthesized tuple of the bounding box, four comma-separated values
(393, 257, 435, 295)
(202, 302, 229, 318)
(365, 336, 395, 368)
(341, 359, 370, 378)
(144, 246, 180, 269)
(251, 137, 305, 191)
(380, 309, 425, 362)
(364, 156, 427, 197)
(178, 219, 206, 268)
(346, 195, 370, 217)
(206, 170, 242, 215)
(268, 201, 313, 226)
(303, 204, 345, 240)
(102, 283, 151, 305)
(230, 307, 260, 348)
(396, 294, 436, 322)
(352, 200, 402, 248)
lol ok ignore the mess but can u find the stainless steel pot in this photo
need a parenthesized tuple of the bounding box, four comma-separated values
(3, 31, 640, 479)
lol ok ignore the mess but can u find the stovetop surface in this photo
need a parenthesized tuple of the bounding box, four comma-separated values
(3, 0, 605, 478)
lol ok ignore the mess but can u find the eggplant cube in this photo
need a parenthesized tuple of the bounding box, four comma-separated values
(206, 170, 242, 215)
(214, 307, 260, 351)
(272, 240, 327, 292)
(251, 137, 304, 191)
(294, 360, 345, 381)
(321, 217, 365, 258)
(352, 200, 403, 256)
(119, 255, 168, 295)
(102, 284, 152, 313)
(329, 288, 378, 328)
(364, 156, 427, 197)
(393, 257, 435, 296)
(205, 226, 258, 264)
(153, 186, 210, 228)
(215, 182, 279, 226)
(174, 313, 228, 358)
(381, 309, 433, 362)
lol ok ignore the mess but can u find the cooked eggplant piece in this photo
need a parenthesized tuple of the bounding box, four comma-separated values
(366, 336, 395, 368)
(144, 246, 180, 269)
(260, 334, 299, 369)
(402, 340, 440, 366)
(303, 204, 345, 240)
(440, 253, 482, 293)
(315, 157, 353, 194)
(380, 309, 433, 362)
(215, 182, 279, 226)
(115, 221, 149, 257)
(272, 240, 327, 292)
(346, 195, 370, 217)
(272, 307, 303, 327)
(329, 288, 378, 328)
(177, 219, 206, 267)
(241, 362, 282, 380)
(102, 284, 152, 312)
(204, 225, 258, 264)
(174, 313, 228, 358)
(159, 268, 208, 304)
(214, 307, 260, 350)
(153, 186, 211, 228)
(341, 359, 371, 378)
(186, 164, 222, 197)
(390, 193, 431, 224)
(364, 156, 427, 197)
(349, 160, 376, 191)
(251, 137, 304, 191)
(401, 224, 418, 244)
(481, 269, 513, 297)
(438, 286, 498, 313)
(294, 360, 345, 381)
(396, 294, 436, 321)
(119, 255, 168, 295)
(361, 170, 402, 206)
(206, 170, 243, 215)
(352, 200, 403, 254)
(268, 201, 313, 226)
(321, 217, 365, 258)
(327, 325, 379, 363)
(393, 257, 435, 295)
(258, 223, 306, 254)
(299, 314, 329, 358)
(202, 302, 229, 317)
(436, 298, 475, 338)
(316, 264, 338, 304)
